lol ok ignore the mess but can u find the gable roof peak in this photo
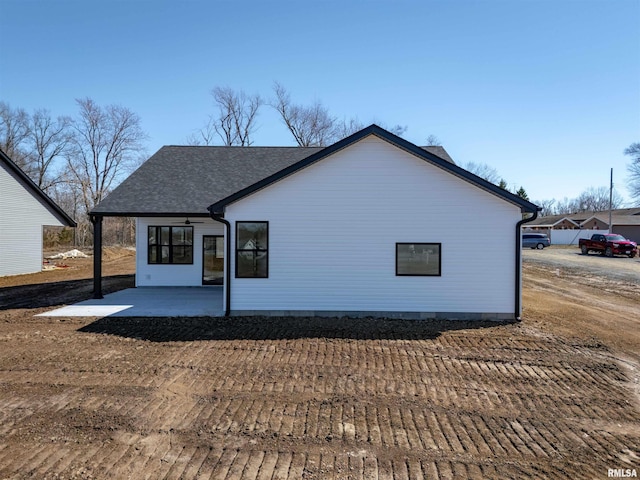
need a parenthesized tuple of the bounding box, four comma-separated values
(0, 149, 76, 227)
(208, 123, 539, 214)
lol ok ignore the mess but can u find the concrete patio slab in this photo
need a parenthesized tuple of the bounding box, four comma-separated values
(37, 287, 224, 317)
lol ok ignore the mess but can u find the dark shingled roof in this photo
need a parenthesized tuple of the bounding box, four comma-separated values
(92, 146, 322, 216)
(419, 145, 453, 163)
(91, 142, 455, 216)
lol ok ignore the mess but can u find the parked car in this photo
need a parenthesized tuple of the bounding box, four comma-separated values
(579, 234, 638, 258)
(523, 233, 550, 249)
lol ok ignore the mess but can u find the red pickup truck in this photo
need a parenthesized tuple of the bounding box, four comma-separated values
(579, 234, 637, 258)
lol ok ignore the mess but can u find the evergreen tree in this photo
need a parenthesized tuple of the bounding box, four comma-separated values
(516, 186, 529, 201)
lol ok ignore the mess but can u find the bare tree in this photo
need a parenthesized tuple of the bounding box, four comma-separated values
(272, 82, 338, 147)
(28, 109, 72, 191)
(336, 118, 407, 139)
(49, 172, 83, 222)
(425, 134, 441, 146)
(625, 142, 640, 202)
(48, 175, 83, 244)
(272, 83, 388, 146)
(534, 199, 556, 216)
(546, 186, 624, 215)
(67, 98, 147, 215)
(553, 197, 575, 214)
(388, 125, 408, 137)
(370, 121, 407, 137)
(332, 117, 364, 140)
(464, 162, 501, 184)
(195, 87, 262, 146)
(574, 186, 623, 212)
(186, 121, 217, 146)
(0, 101, 31, 170)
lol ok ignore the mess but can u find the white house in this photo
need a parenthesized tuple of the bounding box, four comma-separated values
(0, 149, 76, 277)
(91, 125, 540, 320)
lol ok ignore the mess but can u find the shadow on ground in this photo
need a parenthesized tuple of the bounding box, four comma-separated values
(0, 275, 135, 310)
(78, 316, 514, 342)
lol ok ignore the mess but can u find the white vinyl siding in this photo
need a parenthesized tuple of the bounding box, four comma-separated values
(225, 136, 521, 316)
(136, 217, 224, 286)
(0, 164, 65, 277)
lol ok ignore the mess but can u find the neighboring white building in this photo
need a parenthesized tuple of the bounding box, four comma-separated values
(91, 125, 540, 320)
(0, 150, 76, 277)
(527, 209, 640, 244)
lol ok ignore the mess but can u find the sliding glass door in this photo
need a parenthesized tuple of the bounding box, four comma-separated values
(202, 235, 224, 285)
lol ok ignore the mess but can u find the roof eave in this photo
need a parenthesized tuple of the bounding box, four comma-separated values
(88, 210, 211, 218)
(208, 124, 540, 214)
(0, 149, 77, 227)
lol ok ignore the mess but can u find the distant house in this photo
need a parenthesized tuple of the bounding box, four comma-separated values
(526, 214, 580, 231)
(0, 149, 76, 276)
(91, 125, 540, 320)
(610, 210, 640, 242)
(527, 208, 640, 244)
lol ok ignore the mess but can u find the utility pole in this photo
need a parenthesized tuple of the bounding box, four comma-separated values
(608, 168, 613, 234)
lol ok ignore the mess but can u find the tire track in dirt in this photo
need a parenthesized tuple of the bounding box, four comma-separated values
(2, 327, 637, 479)
(1, 252, 639, 480)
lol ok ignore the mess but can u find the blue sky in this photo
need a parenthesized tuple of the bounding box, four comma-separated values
(1, 0, 639, 205)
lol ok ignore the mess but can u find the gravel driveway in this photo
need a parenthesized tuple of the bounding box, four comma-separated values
(523, 245, 640, 284)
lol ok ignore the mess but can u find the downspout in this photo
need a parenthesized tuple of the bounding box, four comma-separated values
(515, 208, 540, 320)
(210, 211, 231, 316)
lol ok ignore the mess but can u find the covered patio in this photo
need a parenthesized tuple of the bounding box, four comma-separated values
(38, 287, 224, 318)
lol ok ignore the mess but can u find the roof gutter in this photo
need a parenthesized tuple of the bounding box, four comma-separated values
(515, 208, 540, 320)
(210, 210, 231, 316)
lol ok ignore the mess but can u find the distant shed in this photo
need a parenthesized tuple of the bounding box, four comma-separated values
(0, 149, 76, 276)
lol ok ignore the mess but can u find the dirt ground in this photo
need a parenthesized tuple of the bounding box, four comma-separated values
(522, 247, 640, 366)
(0, 246, 638, 479)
